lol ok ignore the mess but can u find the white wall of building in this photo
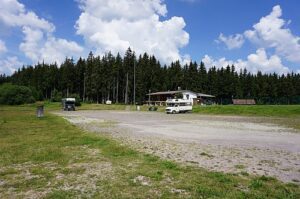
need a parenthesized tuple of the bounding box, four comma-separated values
(182, 91, 197, 104)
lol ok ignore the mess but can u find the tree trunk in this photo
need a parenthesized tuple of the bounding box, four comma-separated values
(125, 73, 129, 104)
(116, 78, 119, 104)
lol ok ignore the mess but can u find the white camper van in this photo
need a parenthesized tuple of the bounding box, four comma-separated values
(165, 99, 192, 114)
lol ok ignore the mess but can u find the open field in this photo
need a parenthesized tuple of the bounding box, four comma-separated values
(193, 105, 300, 130)
(193, 105, 300, 117)
(42, 101, 300, 116)
(0, 106, 299, 198)
(58, 110, 300, 184)
(44, 103, 300, 130)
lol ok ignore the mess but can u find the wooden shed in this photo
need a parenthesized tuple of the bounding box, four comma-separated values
(232, 99, 256, 105)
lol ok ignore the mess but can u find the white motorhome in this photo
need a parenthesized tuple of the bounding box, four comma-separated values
(165, 99, 192, 114)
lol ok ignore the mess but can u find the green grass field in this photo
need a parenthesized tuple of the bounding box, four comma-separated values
(0, 106, 299, 198)
(42, 101, 166, 112)
(44, 102, 300, 117)
(193, 105, 300, 117)
(39, 101, 300, 114)
(193, 105, 300, 130)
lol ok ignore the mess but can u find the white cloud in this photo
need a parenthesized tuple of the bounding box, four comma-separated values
(19, 27, 83, 64)
(244, 5, 300, 63)
(217, 33, 245, 49)
(76, 0, 189, 64)
(202, 48, 289, 74)
(0, 56, 23, 75)
(0, 0, 83, 66)
(202, 55, 240, 70)
(182, 54, 192, 65)
(0, 0, 54, 32)
(77, 0, 167, 21)
(0, 40, 7, 54)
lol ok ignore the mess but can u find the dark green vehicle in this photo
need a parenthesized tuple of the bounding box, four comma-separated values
(62, 98, 76, 111)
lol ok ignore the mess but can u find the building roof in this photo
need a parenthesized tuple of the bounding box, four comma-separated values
(147, 90, 215, 98)
(147, 90, 195, 96)
(197, 93, 215, 98)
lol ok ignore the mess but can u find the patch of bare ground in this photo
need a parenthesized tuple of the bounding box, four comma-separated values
(0, 146, 113, 198)
(57, 110, 300, 184)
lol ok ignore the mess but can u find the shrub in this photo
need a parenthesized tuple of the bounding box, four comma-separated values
(69, 93, 82, 106)
(0, 83, 35, 105)
(51, 89, 63, 102)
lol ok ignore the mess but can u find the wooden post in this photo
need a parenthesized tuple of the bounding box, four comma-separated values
(148, 90, 151, 105)
(125, 73, 129, 104)
(36, 105, 44, 118)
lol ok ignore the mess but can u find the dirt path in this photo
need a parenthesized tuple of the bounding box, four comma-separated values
(55, 111, 300, 184)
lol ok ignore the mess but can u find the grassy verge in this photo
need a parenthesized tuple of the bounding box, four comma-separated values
(42, 101, 166, 112)
(0, 106, 299, 198)
(41, 102, 300, 118)
(7, 102, 300, 130)
(193, 105, 300, 130)
(193, 105, 300, 117)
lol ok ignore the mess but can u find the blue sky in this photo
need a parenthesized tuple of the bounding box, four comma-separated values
(0, 0, 300, 75)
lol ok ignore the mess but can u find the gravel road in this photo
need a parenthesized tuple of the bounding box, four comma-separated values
(55, 110, 300, 183)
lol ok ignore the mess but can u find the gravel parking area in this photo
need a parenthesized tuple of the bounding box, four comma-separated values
(55, 110, 300, 183)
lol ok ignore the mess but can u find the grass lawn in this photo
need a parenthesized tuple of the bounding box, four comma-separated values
(193, 105, 300, 130)
(0, 106, 299, 198)
(42, 101, 166, 112)
(43, 102, 300, 117)
(193, 105, 300, 117)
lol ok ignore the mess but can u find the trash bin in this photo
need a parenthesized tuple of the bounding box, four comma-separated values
(137, 106, 140, 111)
(148, 106, 158, 111)
(36, 105, 44, 118)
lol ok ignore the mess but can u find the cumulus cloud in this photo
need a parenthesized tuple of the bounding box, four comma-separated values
(244, 5, 300, 63)
(182, 54, 192, 65)
(19, 27, 83, 64)
(211, 5, 299, 74)
(202, 48, 289, 74)
(216, 33, 245, 49)
(0, 0, 83, 65)
(0, 40, 7, 54)
(0, 56, 23, 75)
(0, 0, 54, 32)
(75, 0, 189, 64)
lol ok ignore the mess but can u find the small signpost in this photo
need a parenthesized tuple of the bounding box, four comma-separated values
(36, 105, 44, 118)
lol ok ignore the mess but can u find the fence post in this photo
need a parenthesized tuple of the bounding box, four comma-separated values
(36, 105, 44, 118)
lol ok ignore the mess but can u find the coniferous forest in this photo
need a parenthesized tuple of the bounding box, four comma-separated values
(1, 48, 300, 105)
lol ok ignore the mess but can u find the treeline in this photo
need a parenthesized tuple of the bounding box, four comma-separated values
(0, 83, 35, 105)
(1, 48, 300, 104)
